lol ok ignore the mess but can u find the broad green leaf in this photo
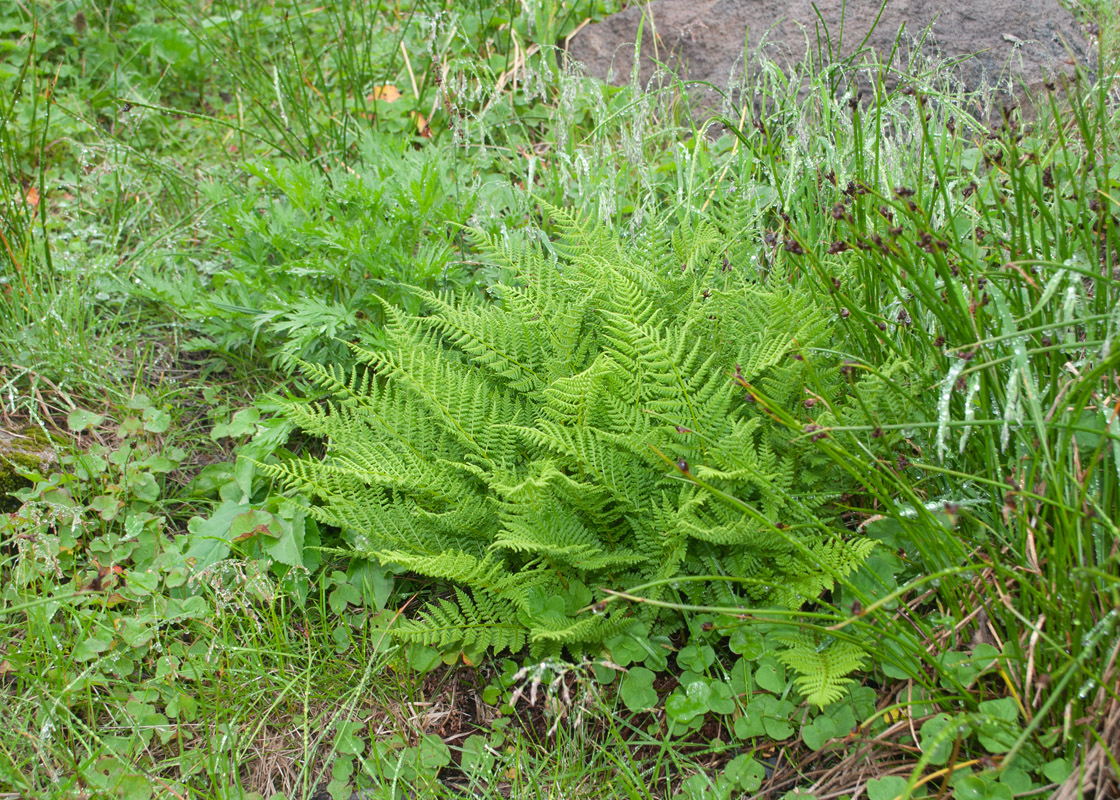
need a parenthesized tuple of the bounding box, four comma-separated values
(620, 667, 658, 712)
(866, 776, 911, 800)
(724, 754, 765, 792)
(67, 409, 104, 432)
(1043, 758, 1073, 783)
(976, 697, 1019, 753)
(954, 774, 1013, 800)
(707, 680, 735, 715)
(460, 735, 495, 775)
(418, 734, 451, 771)
(755, 654, 787, 693)
(919, 713, 956, 765)
(677, 643, 716, 673)
(329, 582, 362, 615)
(229, 509, 279, 542)
(346, 557, 393, 609)
(335, 722, 366, 756)
(665, 680, 711, 723)
(801, 714, 837, 751)
(141, 406, 170, 434)
(185, 500, 250, 569)
(729, 626, 765, 659)
(73, 635, 112, 661)
(90, 494, 122, 521)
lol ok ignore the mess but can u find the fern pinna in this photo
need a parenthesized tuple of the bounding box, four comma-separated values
(264, 204, 872, 672)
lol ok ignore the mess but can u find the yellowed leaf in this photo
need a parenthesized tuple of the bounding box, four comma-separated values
(24, 186, 39, 208)
(413, 111, 431, 137)
(368, 84, 401, 103)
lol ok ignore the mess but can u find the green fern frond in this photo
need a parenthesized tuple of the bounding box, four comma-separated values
(774, 631, 868, 708)
(271, 200, 870, 664)
(393, 588, 528, 655)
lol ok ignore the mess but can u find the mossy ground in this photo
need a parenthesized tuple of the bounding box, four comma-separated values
(0, 426, 56, 513)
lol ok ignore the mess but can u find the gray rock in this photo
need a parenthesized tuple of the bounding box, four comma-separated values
(566, 0, 1094, 113)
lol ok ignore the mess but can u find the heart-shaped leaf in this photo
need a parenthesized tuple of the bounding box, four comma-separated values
(620, 667, 658, 712)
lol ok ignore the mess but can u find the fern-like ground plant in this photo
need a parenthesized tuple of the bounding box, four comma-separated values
(265, 204, 876, 672)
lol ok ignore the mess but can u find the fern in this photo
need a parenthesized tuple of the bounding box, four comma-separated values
(267, 201, 871, 662)
(774, 630, 870, 708)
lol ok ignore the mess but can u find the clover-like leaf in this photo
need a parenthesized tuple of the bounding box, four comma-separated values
(919, 713, 956, 765)
(460, 734, 495, 776)
(417, 734, 451, 772)
(801, 714, 838, 751)
(1043, 758, 1073, 783)
(976, 697, 1019, 753)
(755, 654, 787, 693)
(90, 494, 122, 521)
(724, 754, 766, 792)
(334, 722, 366, 756)
(141, 406, 170, 434)
(620, 667, 659, 712)
(329, 581, 362, 615)
(707, 680, 736, 715)
(748, 694, 795, 740)
(73, 635, 113, 661)
(665, 680, 711, 723)
(729, 626, 765, 659)
(677, 643, 716, 673)
(954, 774, 1014, 800)
(866, 776, 910, 800)
(67, 408, 105, 432)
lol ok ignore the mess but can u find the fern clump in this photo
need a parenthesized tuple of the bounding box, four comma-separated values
(265, 205, 872, 661)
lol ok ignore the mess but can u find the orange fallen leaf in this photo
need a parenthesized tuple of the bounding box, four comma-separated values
(368, 84, 401, 103)
(24, 186, 39, 208)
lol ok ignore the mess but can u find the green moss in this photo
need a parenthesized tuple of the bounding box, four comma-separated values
(0, 428, 56, 514)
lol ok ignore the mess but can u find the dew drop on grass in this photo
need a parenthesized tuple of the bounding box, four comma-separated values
(936, 360, 965, 460)
(959, 373, 980, 455)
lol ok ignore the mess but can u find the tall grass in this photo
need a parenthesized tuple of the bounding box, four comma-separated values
(686, 40, 1120, 791)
